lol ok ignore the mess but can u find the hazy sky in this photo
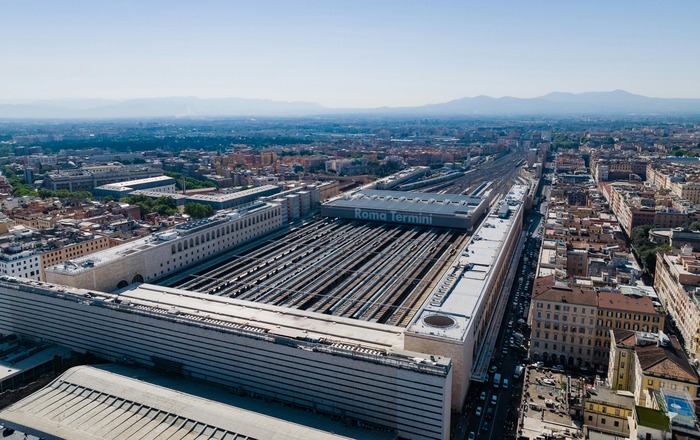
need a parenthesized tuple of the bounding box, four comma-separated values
(2, 1, 699, 107)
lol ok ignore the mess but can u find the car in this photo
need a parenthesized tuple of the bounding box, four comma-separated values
(532, 361, 544, 368)
(475, 406, 482, 416)
(552, 364, 565, 371)
(482, 421, 489, 431)
(486, 406, 494, 419)
(503, 378, 509, 388)
(468, 432, 476, 440)
(480, 391, 486, 401)
(491, 395, 498, 405)
(489, 365, 498, 374)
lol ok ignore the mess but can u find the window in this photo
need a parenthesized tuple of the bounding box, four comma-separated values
(648, 379, 654, 386)
(588, 415, 593, 421)
(601, 418, 606, 424)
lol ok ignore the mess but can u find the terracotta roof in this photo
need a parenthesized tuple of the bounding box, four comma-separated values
(612, 328, 636, 347)
(636, 337, 699, 383)
(532, 275, 556, 296)
(533, 285, 598, 306)
(597, 291, 659, 315)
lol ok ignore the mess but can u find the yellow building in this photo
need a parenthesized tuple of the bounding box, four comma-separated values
(584, 387, 635, 436)
(609, 329, 700, 407)
(39, 235, 112, 280)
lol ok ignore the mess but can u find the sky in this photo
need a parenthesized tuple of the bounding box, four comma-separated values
(1, 0, 699, 107)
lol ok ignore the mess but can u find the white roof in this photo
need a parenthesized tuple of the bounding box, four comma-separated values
(0, 365, 395, 440)
(407, 185, 528, 341)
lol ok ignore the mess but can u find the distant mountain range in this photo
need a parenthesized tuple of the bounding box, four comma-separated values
(2, 90, 700, 119)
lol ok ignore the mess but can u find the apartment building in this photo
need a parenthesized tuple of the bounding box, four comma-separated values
(601, 181, 692, 236)
(608, 329, 700, 406)
(647, 161, 700, 205)
(654, 247, 700, 365)
(529, 283, 664, 370)
(594, 292, 664, 359)
(528, 283, 599, 368)
(583, 387, 635, 437)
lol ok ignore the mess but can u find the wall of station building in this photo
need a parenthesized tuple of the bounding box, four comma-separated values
(0, 283, 452, 440)
(320, 204, 485, 230)
(404, 202, 524, 410)
(45, 203, 285, 292)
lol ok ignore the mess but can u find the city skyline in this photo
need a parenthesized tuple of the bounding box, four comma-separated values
(2, 0, 700, 107)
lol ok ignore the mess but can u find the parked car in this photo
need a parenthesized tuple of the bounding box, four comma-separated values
(480, 391, 486, 401)
(475, 406, 482, 416)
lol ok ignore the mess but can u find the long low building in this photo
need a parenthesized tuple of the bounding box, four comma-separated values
(405, 184, 527, 407)
(320, 190, 488, 230)
(44, 201, 286, 292)
(0, 279, 452, 440)
(0, 364, 396, 440)
(92, 175, 177, 199)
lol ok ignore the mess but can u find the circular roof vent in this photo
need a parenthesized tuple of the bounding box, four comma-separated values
(423, 314, 456, 328)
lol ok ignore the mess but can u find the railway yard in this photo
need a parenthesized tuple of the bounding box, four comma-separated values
(167, 218, 468, 327)
(163, 150, 528, 329)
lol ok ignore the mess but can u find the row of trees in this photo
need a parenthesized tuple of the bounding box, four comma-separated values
(163, 171, 217, 190)
(37, 189, 92, 200)
(2, 166, 36, 197)
(630, 225, 672, 275)
(122, 195, 178, 217)
(120, 195, 213, 219)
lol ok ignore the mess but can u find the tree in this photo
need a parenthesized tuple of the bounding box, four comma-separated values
(122, 194, 178, 217)
(690, 221, 700, 231)
(184, 202, 213, 219)
(630, 224, 669, 275)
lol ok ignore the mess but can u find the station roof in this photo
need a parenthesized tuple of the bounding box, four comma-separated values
(0, 365, 396, 440)
(185, 185, 279, 202)
(407, 185, 528, 341)
(118, 283, 407, 351)
(0, 277, 450, 375)
(325, 189, 484, 215)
